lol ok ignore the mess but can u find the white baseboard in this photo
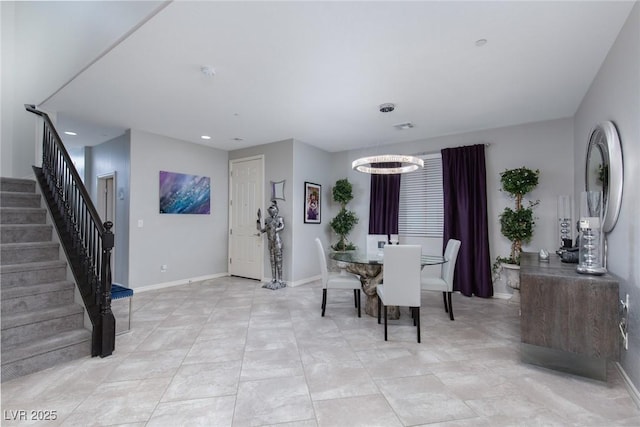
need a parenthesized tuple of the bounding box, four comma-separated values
(493, 292, 512, 300)
(134, 273, 229, 293)
(616, 362, 640, 409)
(289, 275, 321, 287)
(260, 275, 321, 288)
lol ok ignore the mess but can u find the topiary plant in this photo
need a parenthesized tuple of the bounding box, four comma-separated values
(494, 167, 540, 272)
(330, 178, 359, 251)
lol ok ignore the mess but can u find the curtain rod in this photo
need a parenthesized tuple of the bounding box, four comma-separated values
(414, 143, 491, 157)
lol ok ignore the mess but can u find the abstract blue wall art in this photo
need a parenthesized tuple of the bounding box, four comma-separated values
(159, 171, 211, 214)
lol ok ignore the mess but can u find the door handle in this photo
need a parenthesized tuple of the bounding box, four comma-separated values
(254, 233, 261, 237)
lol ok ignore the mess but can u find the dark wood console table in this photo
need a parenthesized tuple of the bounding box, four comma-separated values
(519, 252, 619, 380)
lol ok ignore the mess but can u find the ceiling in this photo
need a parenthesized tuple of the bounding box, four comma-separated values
(41, 1, 635, 152)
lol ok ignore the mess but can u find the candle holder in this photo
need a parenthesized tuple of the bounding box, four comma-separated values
(557, 195, 572, 249)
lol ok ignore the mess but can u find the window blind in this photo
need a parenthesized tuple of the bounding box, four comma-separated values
(398, 154, 443, 237)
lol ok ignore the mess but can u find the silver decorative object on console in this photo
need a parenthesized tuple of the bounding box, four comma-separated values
(257, 201, 286, 289)
(557, 195, 572, 249)
(577, 191, 606, 275)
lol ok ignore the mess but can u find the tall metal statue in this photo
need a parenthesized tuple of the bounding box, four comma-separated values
(257, 201, 286, 289)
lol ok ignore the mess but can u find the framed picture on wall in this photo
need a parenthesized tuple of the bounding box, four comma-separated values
(304, 182, 321, 224)
(159, 171, 211, 214)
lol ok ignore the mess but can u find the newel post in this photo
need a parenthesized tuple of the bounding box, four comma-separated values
(100, 221, 116, 357)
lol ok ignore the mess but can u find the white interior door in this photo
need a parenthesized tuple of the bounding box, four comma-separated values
(229, 156, 264, 280)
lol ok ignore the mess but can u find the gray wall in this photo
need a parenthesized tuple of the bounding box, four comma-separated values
(229, 139, 294, 283)
(333, 117, 575, 296)
(292, 140, 334, 283)
(128, 129, 229, 289)
(574, 2, 640, 394)
(85, 131, 131, 286)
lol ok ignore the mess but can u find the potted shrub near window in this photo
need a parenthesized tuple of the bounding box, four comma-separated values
(494, 167, 540, 302)
(330, 178, 358, 251)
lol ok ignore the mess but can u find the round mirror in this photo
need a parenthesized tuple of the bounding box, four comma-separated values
(585, 121, 623, 233)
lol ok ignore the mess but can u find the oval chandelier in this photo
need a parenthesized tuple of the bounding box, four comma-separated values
(352, 154, 424, 174)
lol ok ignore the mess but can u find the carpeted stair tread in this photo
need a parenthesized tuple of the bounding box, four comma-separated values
(1, 304, 84, 330)
(0, 241, 60, 265)
(1, 280, 73, 300)
(1, 241, 59, 249)
(0, 259, 67, 274)
(0, 207, 47, 224)
(0, 192, 41, 208)
(0, 178, 36, 193)
(1, 329, 91, 365)
(0, 260, 67, 288)
(0, 223, 51, 230)
(0, 223, 53, 244)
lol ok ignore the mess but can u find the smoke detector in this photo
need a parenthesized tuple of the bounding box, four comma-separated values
(379, 103, 395, 113)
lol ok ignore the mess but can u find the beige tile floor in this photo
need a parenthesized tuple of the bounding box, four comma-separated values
(2, 276, 640, 426)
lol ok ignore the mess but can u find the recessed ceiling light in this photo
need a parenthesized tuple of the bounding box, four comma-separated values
(200, 135, 211, 140)
(475, 38, 488, 47)
(232, 137, 244, 141)
(64, 131, 77, 136)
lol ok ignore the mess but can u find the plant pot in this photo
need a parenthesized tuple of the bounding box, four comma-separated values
(501, 263, 521, 303)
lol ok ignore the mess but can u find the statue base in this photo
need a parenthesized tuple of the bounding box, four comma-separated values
(262, 280, 286, 290)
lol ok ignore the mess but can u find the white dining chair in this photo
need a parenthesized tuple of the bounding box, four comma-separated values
(315, 238, 362, 317)
(421, 239, 461, 320)
(376, 244, 422, 343)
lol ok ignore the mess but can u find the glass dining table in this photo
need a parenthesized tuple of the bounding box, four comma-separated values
(329, 250, 446, 319)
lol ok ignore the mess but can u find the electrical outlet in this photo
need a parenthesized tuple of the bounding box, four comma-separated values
(161, 264, 167, 272)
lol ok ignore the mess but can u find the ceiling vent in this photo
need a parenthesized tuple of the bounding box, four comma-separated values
(200, 65, 216, 77)
(394, 122, 414, 130)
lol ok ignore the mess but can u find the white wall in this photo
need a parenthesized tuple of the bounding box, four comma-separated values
(0, 1, 162, 179)
(574, 1, 640, 395)
(336, 117, 575, 296)
(128, 130, 229, 289)
(85, 132, 131, 286)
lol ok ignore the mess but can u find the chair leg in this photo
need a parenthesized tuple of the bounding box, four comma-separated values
(442, 292, 448, 313)
(415, 307, 421, 343)
(321, 289, 327, 317)
(377, 295, 381, 324)
(447, 292, 454, 321)
(353, 289, 358, 308)
(357, 289, 361, 317)
(384, 305, 388, 341)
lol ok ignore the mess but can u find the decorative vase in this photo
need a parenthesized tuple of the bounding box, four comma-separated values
(501, 263, 521, 303)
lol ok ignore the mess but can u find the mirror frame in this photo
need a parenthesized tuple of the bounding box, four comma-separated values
(585, 121, 623, 233)
(271, 180, 286, 201)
